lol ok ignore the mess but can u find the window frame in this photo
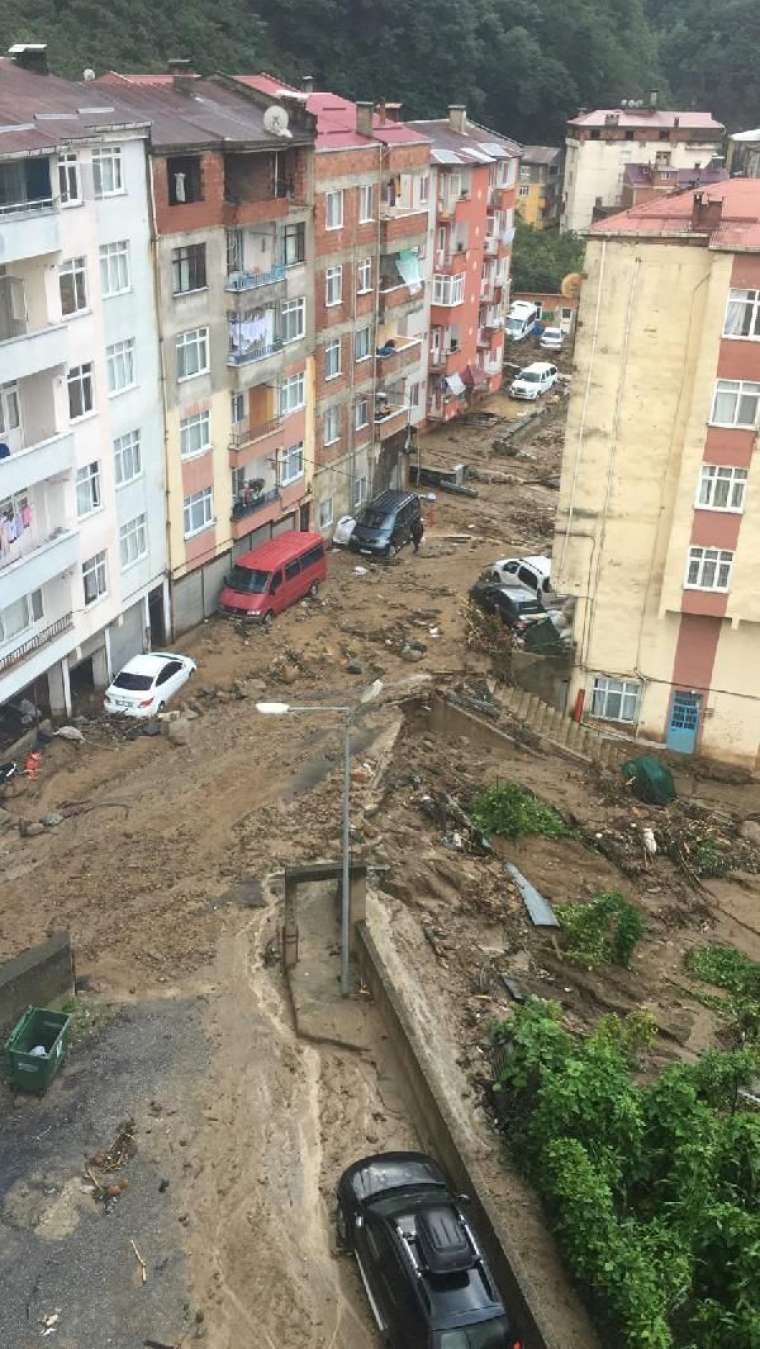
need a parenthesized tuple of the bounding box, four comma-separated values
(281, 297, 305, 345)
(58, 151, 81, 207)
(433, 273, 465, 306)
(325, 189, 343, 230)
(183, 486, 214, 539)
(685, 545, 734, 592)
(318, 496, 334, 530)
(280, 441, 304, 486)
(119, 512, 148, 570)
(0, 589, 43, 644)
(697, 464, 748, 513)
(354, 396, 370, 431)
(114, 429, 142, 486)
(172, 242, 207, 296)
(75, 460, 102, 518)
(723, 288, 760, 341)
(92, 146, 123, 199)
(283, 220, 306, 268)
(357, 257, 372, 294)
(67, 362, 94, 421)
(324, 407, 340, 446)
(355, 326, 372, 362)
(353, 475, 368, 509)
(106, 337, 137, 395)
(180, 409, 212, 460)
(176, 326, 210, 381)
(280, 372, 305, 417)
(710, 378, 760, 429)
(58, 256, 88, 318)
(325, 265, 343, 307)
(590, 675, 641, 725)
(82, 550, 108, 606)
(358, 183, 374, 223)
(325, 338, 342, 381)
(99, 240, 130, 298)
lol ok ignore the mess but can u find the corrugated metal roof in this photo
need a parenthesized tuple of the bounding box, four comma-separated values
(569, 107, 723, 132)
(591, 178, 760, 253)
(0, 57, 150, 155)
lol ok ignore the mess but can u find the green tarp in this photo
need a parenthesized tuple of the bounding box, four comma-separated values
(622, 754, 676, 806)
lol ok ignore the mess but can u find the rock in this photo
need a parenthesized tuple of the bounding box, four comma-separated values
(0, 807, 15, 833)
(247, 679, 267, 695)
(183, 708, 199, 720)
(41, 812, 64, 828)
(22, 821, 45, 837)
(346, 660, 364, 675)
(400, 640, 426, 663)
(167, 718, 192, 746)
(740, 819, 760, 847)
(658, 1009, 695, 1045)
(279, 664, 298, 685)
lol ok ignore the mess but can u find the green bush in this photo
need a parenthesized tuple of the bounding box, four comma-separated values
(469, 782, 571, 841)
(557, 891, 645, 969)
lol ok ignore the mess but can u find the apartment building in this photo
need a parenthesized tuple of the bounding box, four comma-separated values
(516, 146, 562, 230)
(408, 108, 519, 423)
(99, 69, 317, 631)
(619, 161, 727, 211)
(727, 127, 760, 179)
(554, 179, 760, 768)
(562, 100, 724, 233)
(238, 76, 431, 530)
(0, 48, 166, 721)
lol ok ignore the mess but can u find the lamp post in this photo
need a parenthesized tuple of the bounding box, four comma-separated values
(256, 679, 382, 996)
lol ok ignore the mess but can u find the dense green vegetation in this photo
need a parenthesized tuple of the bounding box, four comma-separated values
(557, 890, 645, 969)
(470, 781, 572, 840)
(511, 220, 585, 294)
(493, 999, 760, 1348)
(0, 0, 752, 139)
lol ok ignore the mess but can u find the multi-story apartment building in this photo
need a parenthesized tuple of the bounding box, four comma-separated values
(619, 161, 727, 211)
(408, 108, 519, 424)
(0, 48, 167, 720)
(561, 100, 724, 233)
(516, 146, 562, 230)
(238, 76, 431, 529)
(554, 179, 760, 767)
(728, 127, 760, 179)
(99, 70, 317, 630)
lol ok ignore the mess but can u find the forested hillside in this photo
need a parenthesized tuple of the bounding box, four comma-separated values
(0, 0, 753, 139)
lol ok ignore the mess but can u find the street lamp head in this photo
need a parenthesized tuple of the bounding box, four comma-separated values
(255, 701, 291, 715)
(360, 678, 383, 704)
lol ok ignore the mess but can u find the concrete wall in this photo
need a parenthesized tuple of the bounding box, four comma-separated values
(0, 931, 74, 1036)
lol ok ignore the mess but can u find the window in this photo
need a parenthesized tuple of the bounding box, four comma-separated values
(59, 257, 87, 317)
(353, 475, 368, 508)
(519, 185, 530, 198)
(711, 379, 760, 428)
(231, 391, 245, 425)
(698, 464, 747, 512)
(176, 326, 209, 380)
(358, 183, 374, 222)
(283, 221, 305, 267)
(285, 558, 301, 580)
(107, 338, 136, 394)
(58, 152, 80, 206)
(591, 675, 641, 724)
(355, 397, 369, 430)
(280, 372, 305, 416)
(226, 228, 243, 276)
(167, 155, 202, 205)
(357, 257, 372, 293)
(82, 550, 107, 606)
(0, 589, 42, 643)
(280, 441, 304, 486)
(120, 513, 147, 569)
(99, 241, 130, 297)
(355, 326, 372, 361)
(0, 381, 20, 434)
(76, 461, 101, 517)
(419, 175, 429, 205)
(92, 146, 123, 198)
(318, 496, 333, 530)
(326, 265, 343, 307)
(409, 381, 420, 409)
(686, 546, 734, 591)
(183, 487, 213, 537)
(281, 297, 305, 344)
(172, 243, 206, 295)
(67, 363, 93, 420)
(325, 338, 341, 380)
(724, 288, 760, 340)
(433, 273, 465, 306)
(325, 189, 343, 229)
(114, 429, 141, 485)
(324, 407, 340, 445)
(180, 410, 211, 459)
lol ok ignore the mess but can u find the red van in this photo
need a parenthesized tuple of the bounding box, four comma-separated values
(218, 531, 327, 625)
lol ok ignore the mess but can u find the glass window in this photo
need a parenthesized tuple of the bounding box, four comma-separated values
(353, 475, 368, 508)
(119, 513, 147, 568)
(324, 407, 340, 445)
(591, 675, 641, 724)
(326, 265, 342, 306)
(283, 221, 305, 267)
(67, 363, 93, 420)
(685, 545, 734, 591)
(172, 243, 206, 294)
(711, 379, 760, 428)
(318, 496, 333, 530)
(183, 487, 213, 537)
(325, 189, 343, 229)
(58, 152, 80, 206)
(107, 337, 136, 393)
(0, 381, 20, 434)
(92, 146, 123, 197)
(0, 589, 42, 643)
(433, 273, 465, 305)
(724, 288, 760, 339)
(59, 257, 87, 316)
(99, 240, 130, 297)
(325, 339, 341, 379)
(419, 175, 429, 204)
(76, 461, 101, 517)
(180, 410, 211, 459)
(281, 297, 305, 344)
(697, 464, 747, 511)
(355, 397, 369, 430)
(226, 228, 243, 276)
(114, 429, 141, 485)
(357, 257, 372, 293)
(176, 326, 209, 380)
(355, 326, 372, 361)
(280, 441, 304, 485)
(82, 550, 107, 605)
(280, 373, 305, 416)
(358, 183, 374, 222)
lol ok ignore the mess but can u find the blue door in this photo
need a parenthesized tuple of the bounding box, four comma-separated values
(667, 692, 701, 754)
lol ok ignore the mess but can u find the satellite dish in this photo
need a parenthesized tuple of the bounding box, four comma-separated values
(263, 105, 292, 138)
(83, 68, 96, 81)
(561, 272, 583, 299)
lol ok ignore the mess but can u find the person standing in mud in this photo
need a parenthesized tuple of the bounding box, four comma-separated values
(411, 514, 424, 554)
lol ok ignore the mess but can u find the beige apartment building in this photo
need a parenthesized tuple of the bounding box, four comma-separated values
(554, 179, 760, 767)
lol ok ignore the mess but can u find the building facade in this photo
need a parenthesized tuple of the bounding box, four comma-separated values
(561, 103, 724, 234)
(516, 146, 562, 229)
(0, 49, 167, 721)
(554, 180, 760, 768)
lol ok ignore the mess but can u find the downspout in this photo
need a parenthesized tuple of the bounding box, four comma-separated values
(558, 237, 606, 576)
(369, 145, 383, 495)
(144, 141, 174, 640)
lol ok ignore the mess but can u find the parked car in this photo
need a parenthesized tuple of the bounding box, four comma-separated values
(487, 555, 552, 596)
(539, 326, 564, 350)
(504, 300, 539, 342)
(470, 580, 544, 631)
(104, 652, 196, 718)
(218, 531, 327, 625)
(348, 489, 422, 559)
(509, 362, 558, 401)
(336, 1151, 520, 1349)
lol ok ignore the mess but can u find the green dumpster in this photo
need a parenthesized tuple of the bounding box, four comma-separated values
(3, 1007, 71, 1093)
(622, 755, 676, 806)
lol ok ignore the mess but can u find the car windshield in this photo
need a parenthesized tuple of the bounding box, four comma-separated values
(113, 671, 153, 691)
(544, 329, 561, 338)
(227, 566, 271, 594)
(504, 319, 522, 333)
(519, 370, 542, 382)
(359, 509, 392, 530)
(435, 1318, 510, 1348)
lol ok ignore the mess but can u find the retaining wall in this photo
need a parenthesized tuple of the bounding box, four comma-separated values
(0, 932, 74, 1035)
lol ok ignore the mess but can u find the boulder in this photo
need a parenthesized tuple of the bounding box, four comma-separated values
(167, 718, 192, 746)
(740, 818, 760, 847)
(22, 821, 45, 838)
(41, 812, 64, 828)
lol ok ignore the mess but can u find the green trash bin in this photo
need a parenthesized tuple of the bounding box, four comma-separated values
(3, 1007, 72, 1094)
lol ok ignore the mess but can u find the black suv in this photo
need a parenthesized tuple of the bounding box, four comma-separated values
(348, 490, 422, 559)
(336, 1152, 520, 1348)
(469, 580, 544, 632)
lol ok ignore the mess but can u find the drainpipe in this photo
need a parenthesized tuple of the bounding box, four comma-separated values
(144, 143, 174, 640)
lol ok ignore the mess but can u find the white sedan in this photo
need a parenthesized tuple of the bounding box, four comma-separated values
(104, 651, 196, 718)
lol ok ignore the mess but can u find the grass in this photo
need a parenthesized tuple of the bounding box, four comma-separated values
(470, 781, 572, 841)
(685, 943, 760, 1044)
(556, 891, 646, 970)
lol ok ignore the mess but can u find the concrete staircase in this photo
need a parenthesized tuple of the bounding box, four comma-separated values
(494, 684, 635, 771)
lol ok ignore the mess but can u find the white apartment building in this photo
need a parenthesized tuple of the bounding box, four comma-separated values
(0, 48, 167, 724)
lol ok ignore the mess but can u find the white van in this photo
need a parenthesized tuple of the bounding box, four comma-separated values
(505, 301, 539, 342)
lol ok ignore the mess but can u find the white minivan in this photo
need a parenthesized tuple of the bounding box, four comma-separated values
(504, 301, 539, 342)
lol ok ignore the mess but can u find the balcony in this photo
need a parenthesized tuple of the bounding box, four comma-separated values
(0, 163, 60, 264)
(225, 263, 287, 299)
(0, 322, 67, 385)
(378, 283, 424, 318)
(0, 430, 74, 499)
(229, 416, 282, 452)
(0, 612, 73, 678)
(231, 484, 280, 522)
(429, 344, 462, 372)
(375, 337, 422, 380)
(374, 405, 409, 441)
(436, 193, 470, 224)
(379, 208, 429, 248)
(1, 528, 79, 610)
(227, 337, 283, 368)
(434, 248, 468, 274)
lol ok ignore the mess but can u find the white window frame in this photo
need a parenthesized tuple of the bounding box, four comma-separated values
(119, 513, 147, 570)
(180, 410, 211, 460)
(280, 372, 305, 416)
(318, 496, 334, 530)
(433, 273, 465, 306)
(176, 326, 210, 381)
(325, 338, 342, 380)
(59, 256, 87, 317)
(325, 189, 343, 230)
(58, 151, 81, 207)
(92, 146, 123, 198)
(325, 265, 343, 307)
(710, 379, 760, 429)
(358, 183, 374, 223)
(685, 545, 734, 592)
(355, 397, 370, 431)
(280, 441, 304, 486)
(99, 240, 130, 298)
(0, 589, 43, 644)
(183, 487, 214, 538)
(591, 675, 641, 725)
(231, 391, 245, 425)
(353, 475, 368, 509)
(419, 175, 429, 205)
(67, 363, 94, 421)
(0, 381, 20, 435)
(281, 297, 305, 344)
(324, 407, 340, 446)
(106, 337, 136, 395)
(82, 550, 108, 606)
(697, 464, 747, 513)
(355, 326, 372, 362)
(357, 257, 372, 294)
(76, 460, 102, 518)
(723, 288, 760, 341)
(114, 429, 141, 486)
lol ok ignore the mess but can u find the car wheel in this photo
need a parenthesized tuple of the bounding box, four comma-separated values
(308, 581, 320, 598)
(262, 611, 273, 629)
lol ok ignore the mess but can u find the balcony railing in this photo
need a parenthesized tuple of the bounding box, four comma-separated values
(227, 338, 283, 368)
(231, 485, 280, 521)
(230, 416, 282, 450)
(0, 612, 73, 676)
(484, 236, 498, 256)
(225, 264, 286, 293)
(0, 196, 54, 218)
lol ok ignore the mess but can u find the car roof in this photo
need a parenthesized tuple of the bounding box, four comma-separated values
(519, 361, 554, 375)
(542, 326, 562, 334)
(495, 555, 551, 573)
(115, 653, 178, 678)
(363, 489, 418, 512)
(235, 530, 323, 571)
(508, 300, 537, 315)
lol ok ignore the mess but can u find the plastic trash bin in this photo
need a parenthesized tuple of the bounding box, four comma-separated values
(3, 1007, 71, 1093)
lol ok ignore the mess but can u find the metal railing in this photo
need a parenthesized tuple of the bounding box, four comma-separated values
(0, 612, 73, 675)
(0, 196, 54, 218)
(227, 338, 283, 367)
(225, 263, 286, 293)
(231, 486, 279, 521)
(230, 416, 282, 449)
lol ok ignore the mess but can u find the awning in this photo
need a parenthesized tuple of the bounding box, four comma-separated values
(445, 372, 466, 397)
(396, 248, 422, 295)
(462, 364, 488, 388)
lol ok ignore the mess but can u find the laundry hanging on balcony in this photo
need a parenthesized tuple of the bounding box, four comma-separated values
(230, 307, 275, 358)
(445, 372, 466, 397)
(396, 249, 423, 295)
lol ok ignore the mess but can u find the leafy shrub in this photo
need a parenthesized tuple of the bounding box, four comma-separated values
(686, 944, 760, 1000)
(556, 891, 645, 969)
(470, 781, 571, 841)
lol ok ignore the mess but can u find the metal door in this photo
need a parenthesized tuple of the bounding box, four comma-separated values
(666, 691, 701, 754)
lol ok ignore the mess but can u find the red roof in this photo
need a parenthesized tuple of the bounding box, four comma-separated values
(569, 108, 723, 132)
(235, 74, 428, 151)
(592, 178, 760, 251)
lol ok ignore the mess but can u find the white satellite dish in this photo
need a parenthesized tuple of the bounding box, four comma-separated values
(83, 68, 96, 81)
(263, 104, 292, 138)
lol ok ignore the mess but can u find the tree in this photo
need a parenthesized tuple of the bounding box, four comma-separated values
(511, 219, 585, 293)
